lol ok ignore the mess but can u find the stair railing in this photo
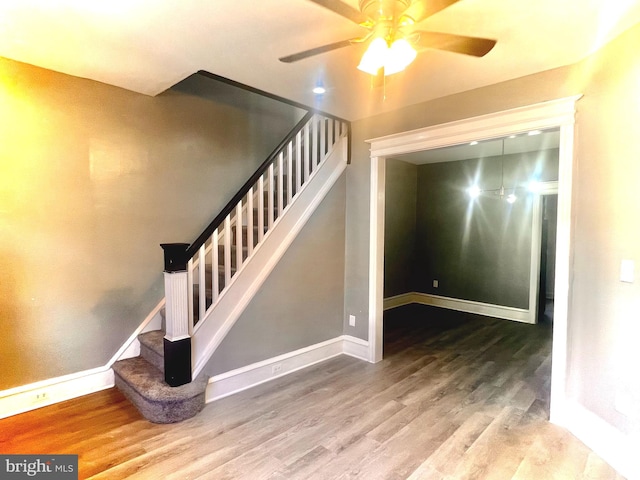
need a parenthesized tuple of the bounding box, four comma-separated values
(161, 112, 349, 385)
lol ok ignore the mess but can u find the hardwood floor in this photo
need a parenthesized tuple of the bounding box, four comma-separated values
(0, 305, 624, 479)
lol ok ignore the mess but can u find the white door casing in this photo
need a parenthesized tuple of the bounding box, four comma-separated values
(366, 96, 581, 425)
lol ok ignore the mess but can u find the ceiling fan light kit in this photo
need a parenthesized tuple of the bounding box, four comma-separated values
(358, 36, 418, 75)
(280, 0, 497, 77)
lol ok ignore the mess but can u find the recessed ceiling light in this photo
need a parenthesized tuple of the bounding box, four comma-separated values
(470, 141, 478, 146)
(312, 86, 326, 95)
(528, 130, 542, 136)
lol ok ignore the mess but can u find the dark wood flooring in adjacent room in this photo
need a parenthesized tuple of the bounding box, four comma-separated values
(0, 305, 624, 479)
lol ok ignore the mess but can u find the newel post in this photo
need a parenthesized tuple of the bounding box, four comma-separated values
(160, 243, 192, 387)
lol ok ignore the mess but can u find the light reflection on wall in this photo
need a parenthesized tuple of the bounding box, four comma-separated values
(0, 56, 304, 389)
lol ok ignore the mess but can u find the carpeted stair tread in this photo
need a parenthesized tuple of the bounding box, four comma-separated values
(113, 357, 206, 403)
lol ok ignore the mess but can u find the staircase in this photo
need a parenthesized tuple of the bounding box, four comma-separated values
(112, 111, 349, 423)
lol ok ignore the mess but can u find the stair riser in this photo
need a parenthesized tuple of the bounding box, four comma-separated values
(140, 342, 164, 374)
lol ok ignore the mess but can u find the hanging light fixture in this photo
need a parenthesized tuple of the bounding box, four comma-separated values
(467, 139, 519, 203)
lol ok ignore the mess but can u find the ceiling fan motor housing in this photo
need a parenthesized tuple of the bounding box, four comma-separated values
(359, 0, 412, 23)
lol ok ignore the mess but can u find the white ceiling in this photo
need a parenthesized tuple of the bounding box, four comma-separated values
(1, 0, 640, 120)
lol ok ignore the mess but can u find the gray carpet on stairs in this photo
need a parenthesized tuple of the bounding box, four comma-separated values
(113, 354, 208, 424)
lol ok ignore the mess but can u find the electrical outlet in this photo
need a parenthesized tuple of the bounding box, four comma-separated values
(349, 314, 356, 327)
(271, 363, 282, 375)
(34, 391, 48, 402)
(433, 279, 439, 288)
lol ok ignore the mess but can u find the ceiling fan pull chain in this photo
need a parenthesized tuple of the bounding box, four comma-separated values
(383, 72, 387, 101)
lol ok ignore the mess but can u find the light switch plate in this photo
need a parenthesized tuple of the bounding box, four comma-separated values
(620, 259, 635, 283)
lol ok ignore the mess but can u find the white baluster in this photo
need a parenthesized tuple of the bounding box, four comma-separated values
(198, 245, 206, 324)
(277, 152, 284, 216)
(295, 130, 302, 193)
(224, 216, 231, 287)
(235, 202, 243, 271)
(211, 228, 219, 303)
(304, 122, 310, 182)
(287, 141, 293, 205)
(312, 116, 319, 170)
(330, 118, 336, 147)
(257, 175, 265, 242)
(320, 116, 326, 161)
(246, 187, 254, 256)
(268, 163, 275, 229)
(187, 257, 194, 331)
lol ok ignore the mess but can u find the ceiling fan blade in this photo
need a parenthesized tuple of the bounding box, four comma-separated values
(307, 0, 371, 25)
(279, 39, 356, 63)
(399, 0, 461, 25)
(413, 31, 496, 57)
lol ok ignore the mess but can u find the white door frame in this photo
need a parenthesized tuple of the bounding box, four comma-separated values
(366, 96, 581, 424)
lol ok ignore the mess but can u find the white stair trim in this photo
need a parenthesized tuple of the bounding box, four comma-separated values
(192, 136, 349, 378)
(115, 298, 165, 362)
(205, 335, 369, 402)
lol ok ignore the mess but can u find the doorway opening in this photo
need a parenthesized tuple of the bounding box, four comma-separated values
(539, 194, 558, 324)
(366, 96, 581, 423)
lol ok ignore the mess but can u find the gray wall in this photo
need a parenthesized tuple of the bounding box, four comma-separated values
(346, 22, 640, 436)
(205, 175, 346, 375)
(413, 150, 558, 309)
(0, 57, 303, 389)
(384, 159, 417, 298)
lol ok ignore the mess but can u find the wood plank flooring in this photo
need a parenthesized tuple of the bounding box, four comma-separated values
(0, 304, 625, 479)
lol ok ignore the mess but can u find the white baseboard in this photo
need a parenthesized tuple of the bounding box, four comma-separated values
(342, 335, 369, 361)
(384, 292, 534, 324)
(0, 299, 163, 419)
(0, 368, 114, 420)
(206, 335, 369, 403)
(383, 292, 416, 311)
(561, 400, 639, 480)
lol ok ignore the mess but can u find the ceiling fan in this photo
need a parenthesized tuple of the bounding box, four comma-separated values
(279, 0, 496, 76)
